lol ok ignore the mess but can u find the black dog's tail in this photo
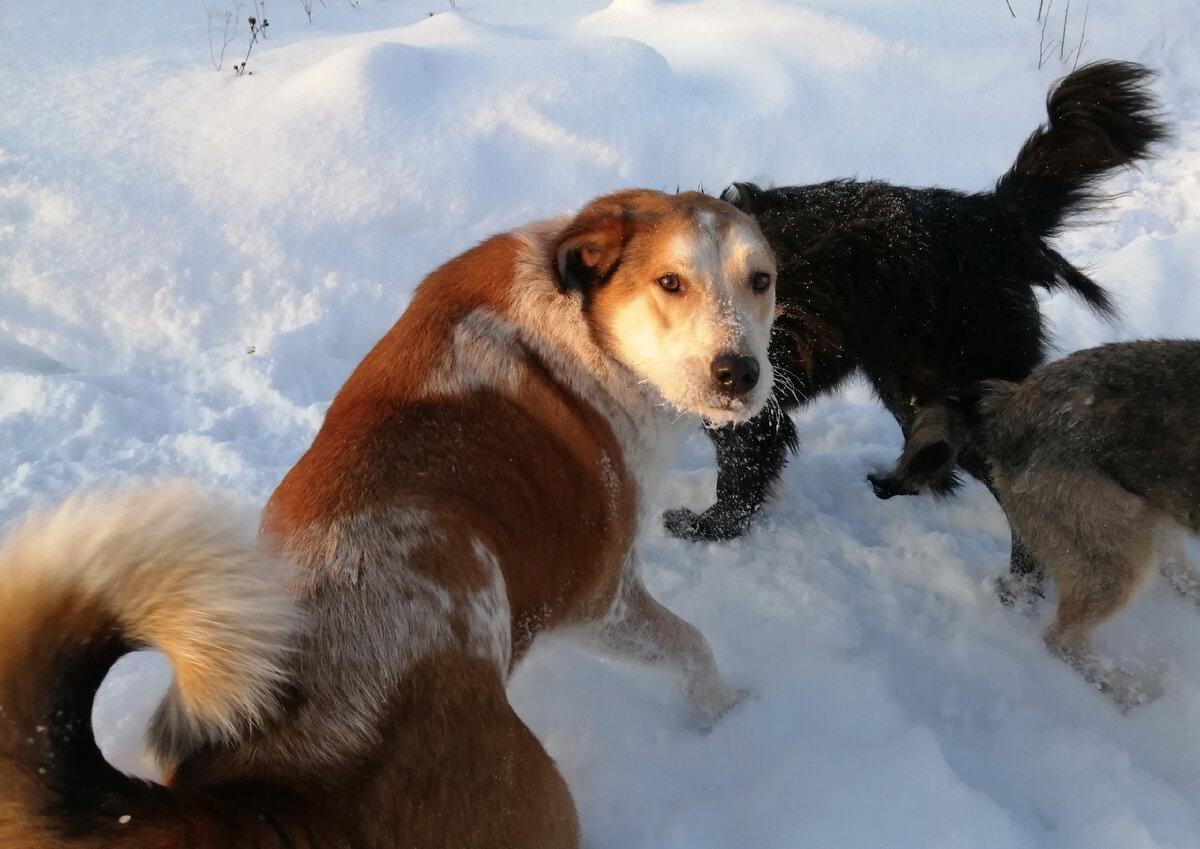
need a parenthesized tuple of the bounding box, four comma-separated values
(994, 60, 1168, 315)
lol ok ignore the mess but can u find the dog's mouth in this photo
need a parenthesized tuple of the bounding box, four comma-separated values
(693, 395, 768, 425)
(678, 362, 774, 425)
(619, 350, 773, 425)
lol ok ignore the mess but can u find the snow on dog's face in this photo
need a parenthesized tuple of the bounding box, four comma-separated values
(553, 190, 777, 423)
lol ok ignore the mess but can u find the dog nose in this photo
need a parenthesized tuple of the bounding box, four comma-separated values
(711, 354, 760, 396)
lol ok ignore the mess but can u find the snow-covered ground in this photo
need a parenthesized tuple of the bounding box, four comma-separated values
(4, 0, 1200, 845)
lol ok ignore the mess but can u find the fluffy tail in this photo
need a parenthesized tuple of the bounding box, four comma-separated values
(994, 60, 1168, 314)
(0, 482, 299, 847)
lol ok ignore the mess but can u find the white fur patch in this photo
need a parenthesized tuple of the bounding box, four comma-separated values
(421, 309, 524, 399)
(286, 505, 450, 592)
(466, 537, 513, 674)
(269, 507, 511, 766)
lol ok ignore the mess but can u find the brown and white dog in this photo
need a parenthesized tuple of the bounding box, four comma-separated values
(0, 189, 777, 848)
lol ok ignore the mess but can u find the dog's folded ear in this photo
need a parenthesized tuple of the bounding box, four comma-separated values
(551, 203, 636, 294)
(720, 182, 761, 213)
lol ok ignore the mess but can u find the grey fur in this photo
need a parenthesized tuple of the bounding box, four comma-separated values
(907, 339, 1200, 708)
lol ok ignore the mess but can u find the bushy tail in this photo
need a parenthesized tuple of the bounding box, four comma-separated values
(0, 482, 299, 847)
(994, 60, 1168, 314)
(975, 378, 1021, 423)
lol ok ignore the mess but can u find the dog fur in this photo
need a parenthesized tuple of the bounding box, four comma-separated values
(663, 60, 1167, 596)
(0, 483, 301, 848)
(896, 339, 1200, 709)
(0, 189, 778, 848)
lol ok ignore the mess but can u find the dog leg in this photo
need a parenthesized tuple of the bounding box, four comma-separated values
(995, 537, 1048, 611)
(663, 407, 798, 542)
(870, 399, 972, 499)
(1154, 522, 1200, 603)
(588, 562, 748, 727)
(866, 470, 918, 499)
(865, 392, 922, 498)
(1013, 474, 1160, 709)
(1045, 585, 1161, 712)
(868, 434, 948, 500)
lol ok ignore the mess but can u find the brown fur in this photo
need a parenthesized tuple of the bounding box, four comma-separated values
(0, 189, 776, 846)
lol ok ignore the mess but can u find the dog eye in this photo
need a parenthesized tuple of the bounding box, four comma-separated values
(657, 273, 682, 293)
(751, 272, 772, 293)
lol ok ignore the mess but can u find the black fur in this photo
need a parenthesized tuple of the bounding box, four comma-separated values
(665, 60, 1167, 591)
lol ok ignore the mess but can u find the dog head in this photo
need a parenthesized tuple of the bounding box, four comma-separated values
(552, 190, 777, 424)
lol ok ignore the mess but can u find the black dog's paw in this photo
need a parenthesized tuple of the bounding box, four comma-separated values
(663, 507, 702, 538)
(663, 505, 754, 542)
(867, 472, 918, 500)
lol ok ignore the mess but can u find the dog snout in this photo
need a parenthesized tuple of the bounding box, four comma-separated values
(711, 354, 760, 397)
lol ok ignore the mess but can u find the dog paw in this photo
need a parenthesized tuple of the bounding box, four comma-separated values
(663, 507, 702, 538)
(662, 505, 753, 542)
(692, 686, 755, 732)
(867, 472, 917, 500)
(995, 573, 1045, 614)
(1097, 667, 1163, 713)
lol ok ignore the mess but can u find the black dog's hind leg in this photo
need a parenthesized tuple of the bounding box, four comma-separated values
(867, 396, 929, 499)
(869, 400, 965, 499)
(867, 469, 921, 499)
(663, 407, 799, 541)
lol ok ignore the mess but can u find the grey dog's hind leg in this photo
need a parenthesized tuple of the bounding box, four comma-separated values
(1004, 467, 1161, 709)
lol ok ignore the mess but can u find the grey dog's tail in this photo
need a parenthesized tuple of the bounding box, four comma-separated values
(975, 378, 1020, 423)
(993, 60, 1167, 315)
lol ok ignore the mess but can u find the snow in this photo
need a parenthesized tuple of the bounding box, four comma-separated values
(4, 0, 1200, 845)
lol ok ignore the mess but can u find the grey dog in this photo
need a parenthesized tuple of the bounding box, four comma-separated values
(896, 339, 1200, 708)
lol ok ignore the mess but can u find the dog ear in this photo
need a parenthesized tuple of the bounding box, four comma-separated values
(720, 182, 760, 213)
(551, 207, 635, 294)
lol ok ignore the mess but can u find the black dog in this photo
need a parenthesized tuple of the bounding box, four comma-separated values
(665, 61, 1166, 597)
